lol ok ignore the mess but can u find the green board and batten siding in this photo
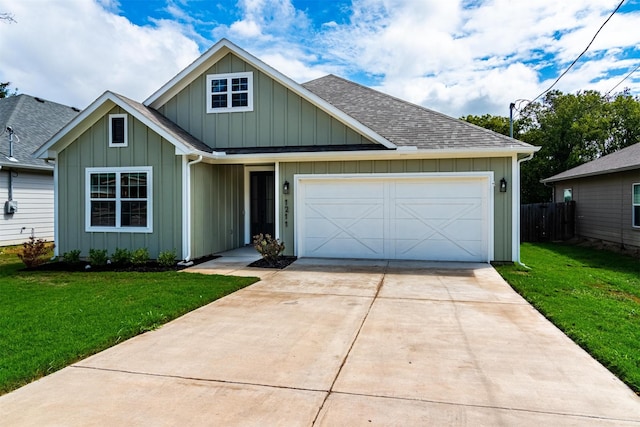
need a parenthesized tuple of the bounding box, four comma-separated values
(56, 107, 183, 259)
(157, 53, 373, 149)
(190, 163, 244, 259)
(278, 157, 514, 261)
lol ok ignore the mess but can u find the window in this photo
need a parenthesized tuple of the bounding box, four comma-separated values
(563, 188, 572, 202)
(86, 167, 152, 233)
(633, 183, 640, 228)
(206, 72, 253, 113)
(109, 114, 128, 147)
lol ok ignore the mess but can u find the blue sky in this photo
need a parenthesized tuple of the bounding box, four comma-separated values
(1, 0, 639, 117)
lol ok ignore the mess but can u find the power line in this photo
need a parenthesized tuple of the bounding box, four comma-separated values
(605, 62, 640, 96)
(526, 0, 626, 107)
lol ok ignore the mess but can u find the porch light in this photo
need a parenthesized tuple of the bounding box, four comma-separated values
(283, 180, 290, 194)
(499, 178, 507, 193)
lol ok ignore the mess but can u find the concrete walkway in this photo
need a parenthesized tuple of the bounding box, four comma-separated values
(1, 254, 639, 425)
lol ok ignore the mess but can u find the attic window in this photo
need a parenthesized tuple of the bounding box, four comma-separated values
(109, 114, 128, 147)
(206, 72, 253, 113)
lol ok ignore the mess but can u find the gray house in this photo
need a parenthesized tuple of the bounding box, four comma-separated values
(36, 39, 538, 263)
(0, 95, 79, 245)
(543, 142, 640, 252)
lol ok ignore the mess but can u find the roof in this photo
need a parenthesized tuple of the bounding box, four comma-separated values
(35, 91, 214, 159)
(303, 75, 535, 152)
(542, 142, 640, 183)
(0, 95, 79, 169)
(111, 93, 213, 153)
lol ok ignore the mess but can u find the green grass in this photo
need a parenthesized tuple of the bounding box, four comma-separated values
(495, 243, 640, 394)
(0, 247, 257, 395)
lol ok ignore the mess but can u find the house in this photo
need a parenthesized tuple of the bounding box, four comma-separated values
(0, 95, 79, 245)
(35, 39, 538, 263)
(542, 142, 640, 252)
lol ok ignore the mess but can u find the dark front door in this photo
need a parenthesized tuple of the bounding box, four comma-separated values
(250, 171, 275, 238)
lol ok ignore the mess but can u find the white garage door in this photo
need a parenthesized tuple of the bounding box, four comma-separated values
(295, 174, 493, 262)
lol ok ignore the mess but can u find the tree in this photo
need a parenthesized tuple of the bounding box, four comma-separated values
(0, 12, 16, 23)
(464, 90, 640, 203)
(0, 82, 17, 98)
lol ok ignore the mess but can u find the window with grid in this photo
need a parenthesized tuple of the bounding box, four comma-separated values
(206, 72, 253, 113)
(634, 184, 640, 228)
(86, 167, 152, 232)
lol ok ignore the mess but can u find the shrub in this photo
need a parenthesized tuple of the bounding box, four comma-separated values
(157, 250, 176, 268)
(131, 248, 149, 266)
(252, 233, 285, 266)
(17, 236, 53, 268)
(88, 249, 108, 266)
(111, 248, 131, 266)
(62, 250, 81, 264)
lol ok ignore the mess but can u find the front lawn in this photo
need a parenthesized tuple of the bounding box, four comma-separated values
(0, 247, 257, 395)
(495, 243, 640, 394)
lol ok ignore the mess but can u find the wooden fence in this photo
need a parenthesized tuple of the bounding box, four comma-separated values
(521, 201, 576, 242)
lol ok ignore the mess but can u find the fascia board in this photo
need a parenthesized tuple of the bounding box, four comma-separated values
(200, 146, 541, 165)
(35, 91, 197, 159)
(541, 164, 640, 183)
(144, 38, 396, 150)
(34, 91, 115, 159)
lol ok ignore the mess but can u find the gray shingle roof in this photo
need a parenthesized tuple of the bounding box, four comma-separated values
(112, 93, 213, 154)
(302, 75, 534, 151)
(543, 142, 640, 182)
(0, 95, 79, 169)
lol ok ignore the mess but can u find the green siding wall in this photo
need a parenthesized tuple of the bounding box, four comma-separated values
(190, 163, 244, 258)
(57, 107, 183, 259)
(278, 158, 514, 261)
(158, 53, 374, 149)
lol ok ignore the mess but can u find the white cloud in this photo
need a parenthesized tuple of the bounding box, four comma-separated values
(0, 0, 200, 108)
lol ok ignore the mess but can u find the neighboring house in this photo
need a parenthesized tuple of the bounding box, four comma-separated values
(0, 95, 79, 245)
(542, 142, 640, 251)
(35, 39, 538, 263)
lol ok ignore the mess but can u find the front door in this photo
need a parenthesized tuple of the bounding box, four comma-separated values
(250, 171, 275, 238)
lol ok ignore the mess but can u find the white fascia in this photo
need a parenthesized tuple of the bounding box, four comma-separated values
(201, 146, 540, 165)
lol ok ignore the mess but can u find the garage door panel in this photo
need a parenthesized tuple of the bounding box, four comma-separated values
(305, 237, 384, 257)
(297, 175, 491, 262)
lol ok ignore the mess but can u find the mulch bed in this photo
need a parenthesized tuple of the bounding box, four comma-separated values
(21, 254, 220, 273)
(248, 256, 297, 269)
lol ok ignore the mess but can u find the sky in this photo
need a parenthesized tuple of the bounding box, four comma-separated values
(1, 0, 639, 118)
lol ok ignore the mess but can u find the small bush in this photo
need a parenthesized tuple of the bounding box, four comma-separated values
(157, 250, 176, 268)
(252, 233, 285, 266)
(111, 248, 131, 266)
(62, 250, 81, 264)
(131, 248, 149, 266)
(17, 236, 53, 268)
(88, 249, 108, 266)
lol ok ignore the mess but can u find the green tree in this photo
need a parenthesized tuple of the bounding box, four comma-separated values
(465, 90, 640, 203)
(0, 82, 17, 98)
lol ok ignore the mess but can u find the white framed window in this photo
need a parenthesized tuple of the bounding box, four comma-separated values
(633, 183, 640, 228)
(206, 72, 253, 113)
(85, 167, 152, 233)
(109, 114, 128, 147)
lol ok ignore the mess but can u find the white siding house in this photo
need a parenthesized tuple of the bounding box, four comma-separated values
(0, 95, 78, 246)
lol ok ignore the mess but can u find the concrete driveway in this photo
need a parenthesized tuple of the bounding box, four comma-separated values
(2, 256, 639, 426)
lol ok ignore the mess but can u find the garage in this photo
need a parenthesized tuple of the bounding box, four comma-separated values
(295, 173, 493, 262)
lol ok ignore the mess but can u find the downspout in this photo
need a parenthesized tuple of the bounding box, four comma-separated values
(179, 155, 203, 265)
(515, 152, 535, 267)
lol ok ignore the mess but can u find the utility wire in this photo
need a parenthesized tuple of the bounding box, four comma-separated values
(526, 0, 626, 107)
(605, 62, 640, 96)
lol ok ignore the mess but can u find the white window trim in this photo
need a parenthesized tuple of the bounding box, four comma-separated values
(633, 183, 640, 229)
(109, 114, 128, 147)
(85, 166, 153, 233)
(206, 72, 253, 113)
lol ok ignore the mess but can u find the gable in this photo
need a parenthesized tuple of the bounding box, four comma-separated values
(154, 52, 376, 150)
